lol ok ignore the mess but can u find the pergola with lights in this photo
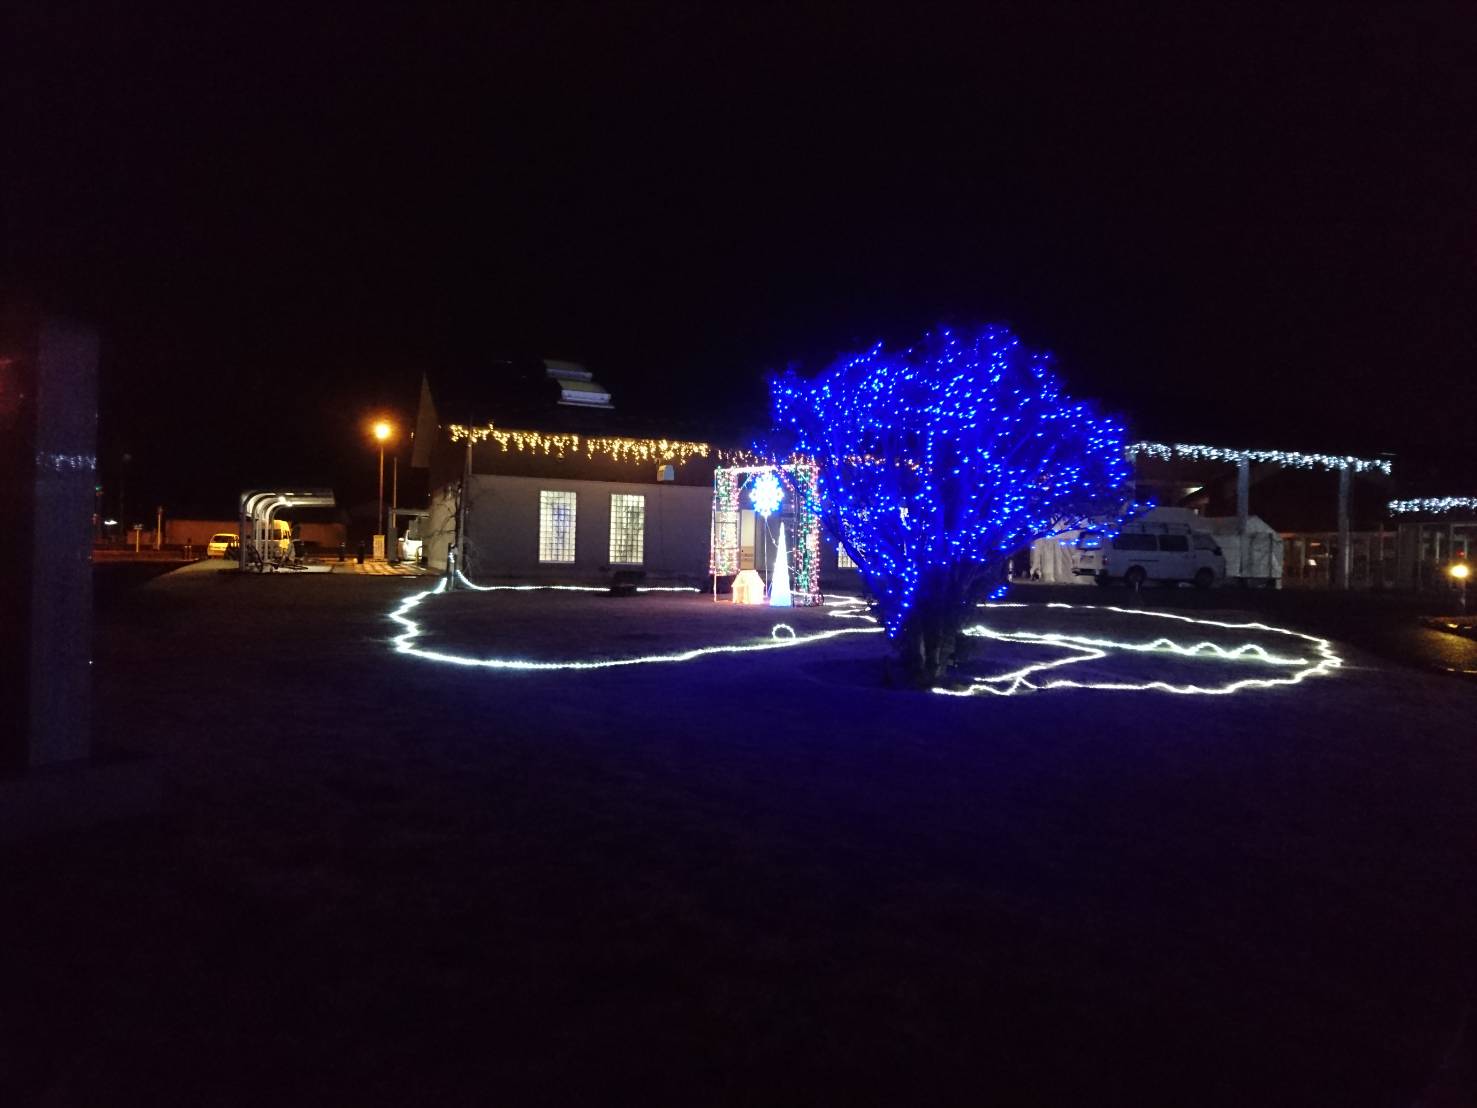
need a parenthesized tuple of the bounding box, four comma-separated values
(1383, 495, 1477, 589)
(1128, 441, 1395, 590)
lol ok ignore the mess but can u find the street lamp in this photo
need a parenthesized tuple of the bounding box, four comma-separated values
(1451, 560, 1470, 614)
(372, 420, 394, 560)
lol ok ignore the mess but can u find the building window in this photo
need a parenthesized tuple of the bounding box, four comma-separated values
(609, 494, 645, 564)
(539, 490, 577, 563)
(837, 545, 858, 569)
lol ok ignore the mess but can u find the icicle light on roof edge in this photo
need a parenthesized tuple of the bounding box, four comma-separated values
(1128, 442, 1392, 475)
(1387, 496, 1477, 516)
(449, 423, 711, 464)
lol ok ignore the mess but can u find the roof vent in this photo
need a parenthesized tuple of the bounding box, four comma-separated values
(545, 360, 614, 409)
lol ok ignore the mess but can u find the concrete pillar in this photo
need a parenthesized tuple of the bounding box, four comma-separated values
(0, 309, 97, 769)
(1336, 464, 1352, 590)
(0, 306, 165, 839)
(1394, 522, 1419, 589)
(1236, 456, 1250, 582)
(1236, 457, 1250, 525)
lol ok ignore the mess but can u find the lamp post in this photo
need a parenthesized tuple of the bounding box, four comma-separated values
(372, 420, 393, 560)
(1451, 561, 1470, 615)
(389, 453, 399, 564)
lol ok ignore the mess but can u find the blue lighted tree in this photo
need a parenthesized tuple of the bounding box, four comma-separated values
(770, 325, 1137, 684)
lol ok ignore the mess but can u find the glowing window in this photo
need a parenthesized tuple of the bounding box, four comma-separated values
(837, 546, 858, 569)
(538, 490, 577, 563)
(608, 494, 645, 564)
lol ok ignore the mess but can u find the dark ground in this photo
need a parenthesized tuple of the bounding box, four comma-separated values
(3, 567, 1476, 1107)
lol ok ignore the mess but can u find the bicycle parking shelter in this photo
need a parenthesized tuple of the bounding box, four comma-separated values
(237, 488, 337, 572)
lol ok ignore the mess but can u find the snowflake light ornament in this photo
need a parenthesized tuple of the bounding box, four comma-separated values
(748, 470, 784, 518)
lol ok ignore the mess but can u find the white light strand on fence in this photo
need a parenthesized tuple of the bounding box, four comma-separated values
(1129, 441, 1391, 476)
(1387, 497, 1477, 516)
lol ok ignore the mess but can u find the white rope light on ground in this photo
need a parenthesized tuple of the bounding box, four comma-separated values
(934, 601, 1343, 697)
(388, 586, 1342, 697)
(388, 581, 880, 671)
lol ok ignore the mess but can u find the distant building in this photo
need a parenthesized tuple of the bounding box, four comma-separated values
(410, 360, 860, 589)
(412, 366, 1463, 594)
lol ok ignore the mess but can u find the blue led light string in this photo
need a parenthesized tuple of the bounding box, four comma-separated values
(769, 326, 1141, 642)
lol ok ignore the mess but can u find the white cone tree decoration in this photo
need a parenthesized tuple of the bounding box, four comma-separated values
(769, 522, 793, 607)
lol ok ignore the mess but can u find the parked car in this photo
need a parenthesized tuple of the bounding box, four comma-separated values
(1073, 522, 1225, 589)
(206, 532, 238, 558)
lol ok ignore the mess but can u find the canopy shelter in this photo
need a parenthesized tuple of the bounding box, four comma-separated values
(1128, 442, 1393, 589)
(1386, 496, 1477, 590)
(237, 488, 336, 571)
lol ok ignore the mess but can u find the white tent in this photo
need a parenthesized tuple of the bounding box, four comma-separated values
(1027, 531, 1092, 584)
(1199, 515, 1284, 586)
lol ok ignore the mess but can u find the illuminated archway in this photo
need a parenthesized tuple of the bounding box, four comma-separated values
(709, 464, 823, 605)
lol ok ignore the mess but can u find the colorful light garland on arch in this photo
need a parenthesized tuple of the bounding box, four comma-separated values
(709, 463, 823, 604)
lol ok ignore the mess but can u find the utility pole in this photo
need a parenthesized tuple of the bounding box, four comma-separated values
(389, 455, 399, 563)
(119, 452, 131, 534)
(453, 435, 473, 588)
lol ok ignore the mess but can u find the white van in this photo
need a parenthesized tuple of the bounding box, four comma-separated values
(1073, 521, 1225, 589)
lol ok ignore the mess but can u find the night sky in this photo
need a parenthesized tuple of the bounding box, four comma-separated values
(7, 4, 1474, 517)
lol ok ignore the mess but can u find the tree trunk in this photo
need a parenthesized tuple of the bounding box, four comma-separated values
(889, 561, 1002, 687)
(895, 609, 963, 687)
